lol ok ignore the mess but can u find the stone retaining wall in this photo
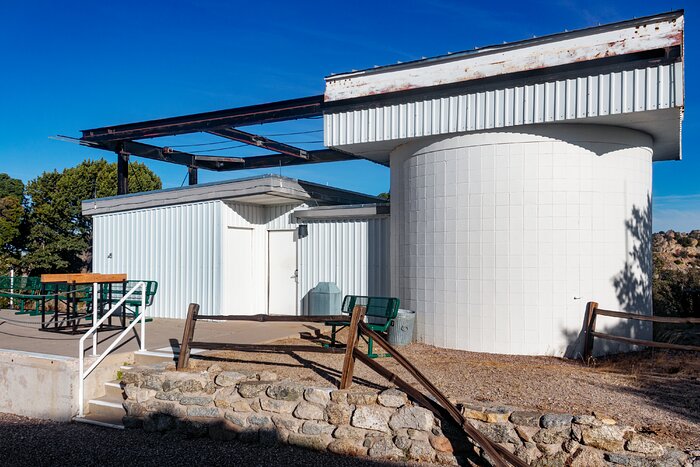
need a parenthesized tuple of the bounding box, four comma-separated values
(457, 403, 695, 466)
(121, 364, 696, 466)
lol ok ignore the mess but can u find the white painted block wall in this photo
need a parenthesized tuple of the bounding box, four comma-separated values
(390, 124, 653, 356)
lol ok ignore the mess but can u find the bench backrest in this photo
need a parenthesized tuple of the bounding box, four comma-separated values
(0, 276, 41, 293)
(341, 295, 400, 328)
(97, 280, 159, 306)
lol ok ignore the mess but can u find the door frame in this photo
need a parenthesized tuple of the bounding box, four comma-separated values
(267, 228, 298, 315)
(223, 226, 255, 315)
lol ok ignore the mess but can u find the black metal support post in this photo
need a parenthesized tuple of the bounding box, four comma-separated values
(188, 166, 198, 185)
(117, 150, 129, 195)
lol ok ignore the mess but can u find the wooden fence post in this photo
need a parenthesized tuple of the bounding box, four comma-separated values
(339, 305, 366, 389)
(583, 301, 598, 361)
(177, 303, 200, 371)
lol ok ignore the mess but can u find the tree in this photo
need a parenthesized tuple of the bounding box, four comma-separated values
(0, 174, 25, 271)
(22, 159, 161, 274)
(0, 173, 23, 199)
(653, 267, 700, 317)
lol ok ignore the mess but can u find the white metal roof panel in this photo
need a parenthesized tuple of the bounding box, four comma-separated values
(324, 11, 683, 101)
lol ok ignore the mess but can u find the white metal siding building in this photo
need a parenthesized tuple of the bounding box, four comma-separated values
(84, 11, 685, 358)
(86, 176, 389, 319)
(323, 11, 684, 356)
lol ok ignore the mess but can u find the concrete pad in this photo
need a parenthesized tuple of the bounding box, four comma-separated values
(0, 309, 318, 357)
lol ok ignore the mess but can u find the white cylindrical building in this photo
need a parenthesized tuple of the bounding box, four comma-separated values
(389, 125, 653, 356)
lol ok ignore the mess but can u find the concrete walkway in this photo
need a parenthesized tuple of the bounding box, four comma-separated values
(0, 309, 318, 358)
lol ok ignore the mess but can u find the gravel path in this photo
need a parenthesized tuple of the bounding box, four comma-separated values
(189, 335, 699, 450)
(0, 413, 418, 467)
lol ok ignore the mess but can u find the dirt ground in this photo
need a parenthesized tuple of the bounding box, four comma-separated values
(188, 329, 700, 450)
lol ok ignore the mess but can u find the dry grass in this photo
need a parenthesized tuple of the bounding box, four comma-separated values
(188, 328, 700, 450)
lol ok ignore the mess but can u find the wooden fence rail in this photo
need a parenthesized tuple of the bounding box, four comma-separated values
(583, 301, 700, 360)
(175, 303, 526, 467)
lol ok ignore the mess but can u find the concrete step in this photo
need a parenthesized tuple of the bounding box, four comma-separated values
(87, 395, 125, 420)
(104, 380, 125, 400)
(133, 347, 206, 366)
(74, 412, 125, 430)
(76, 346, 204, 431)
(133, 350, 178, 365)
(75, 376, 127, 430)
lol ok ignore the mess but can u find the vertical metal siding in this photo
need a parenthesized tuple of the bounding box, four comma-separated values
(92, 201, 221, 319)
(221, 201, 266, 226)
(297, 217, 390, 315)
(93, 200, 389, 319)
(325, 64, 683, 147)
(220, 201, 302, 229)
(266, 203, 303, 229)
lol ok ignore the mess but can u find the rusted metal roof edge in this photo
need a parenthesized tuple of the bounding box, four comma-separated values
(325, 10, 683, 81)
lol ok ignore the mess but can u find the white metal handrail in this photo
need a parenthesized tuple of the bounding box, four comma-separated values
(78, 281, 146, 417)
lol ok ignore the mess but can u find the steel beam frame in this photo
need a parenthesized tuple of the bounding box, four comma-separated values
(96, 140, 243, 171)
(207, 127, 309, 159)
(80, 95, 324, 143)
(77, 94, 369, 177)
(91, 139, 357, 172)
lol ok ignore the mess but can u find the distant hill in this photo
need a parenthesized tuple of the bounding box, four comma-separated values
(653, 230, 700, 272)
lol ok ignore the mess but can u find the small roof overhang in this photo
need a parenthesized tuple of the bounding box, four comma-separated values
(292, 203, 389, 220)
(81, 175, 382, 216)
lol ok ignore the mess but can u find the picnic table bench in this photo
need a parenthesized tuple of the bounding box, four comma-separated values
(325, 295, 400, 358)
(1, 273, 158, 333)
(84, 280, 158, 321)
(0, 277, 99, 316)
(0, 276, 43, 315)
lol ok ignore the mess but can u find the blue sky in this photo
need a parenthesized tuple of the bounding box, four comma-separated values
(0, 0, 696, 231)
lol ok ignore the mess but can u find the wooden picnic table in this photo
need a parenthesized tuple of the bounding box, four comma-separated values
(39, 273, 128, 334)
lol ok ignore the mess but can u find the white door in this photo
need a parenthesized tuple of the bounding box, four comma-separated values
(224, 227, 254, 315)
(268, 230, 297, 315)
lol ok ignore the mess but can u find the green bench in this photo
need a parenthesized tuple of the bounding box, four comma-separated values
(0, 276, 42, 315)
(84, 280, 158, 320)
(325, 295, 400, 358)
